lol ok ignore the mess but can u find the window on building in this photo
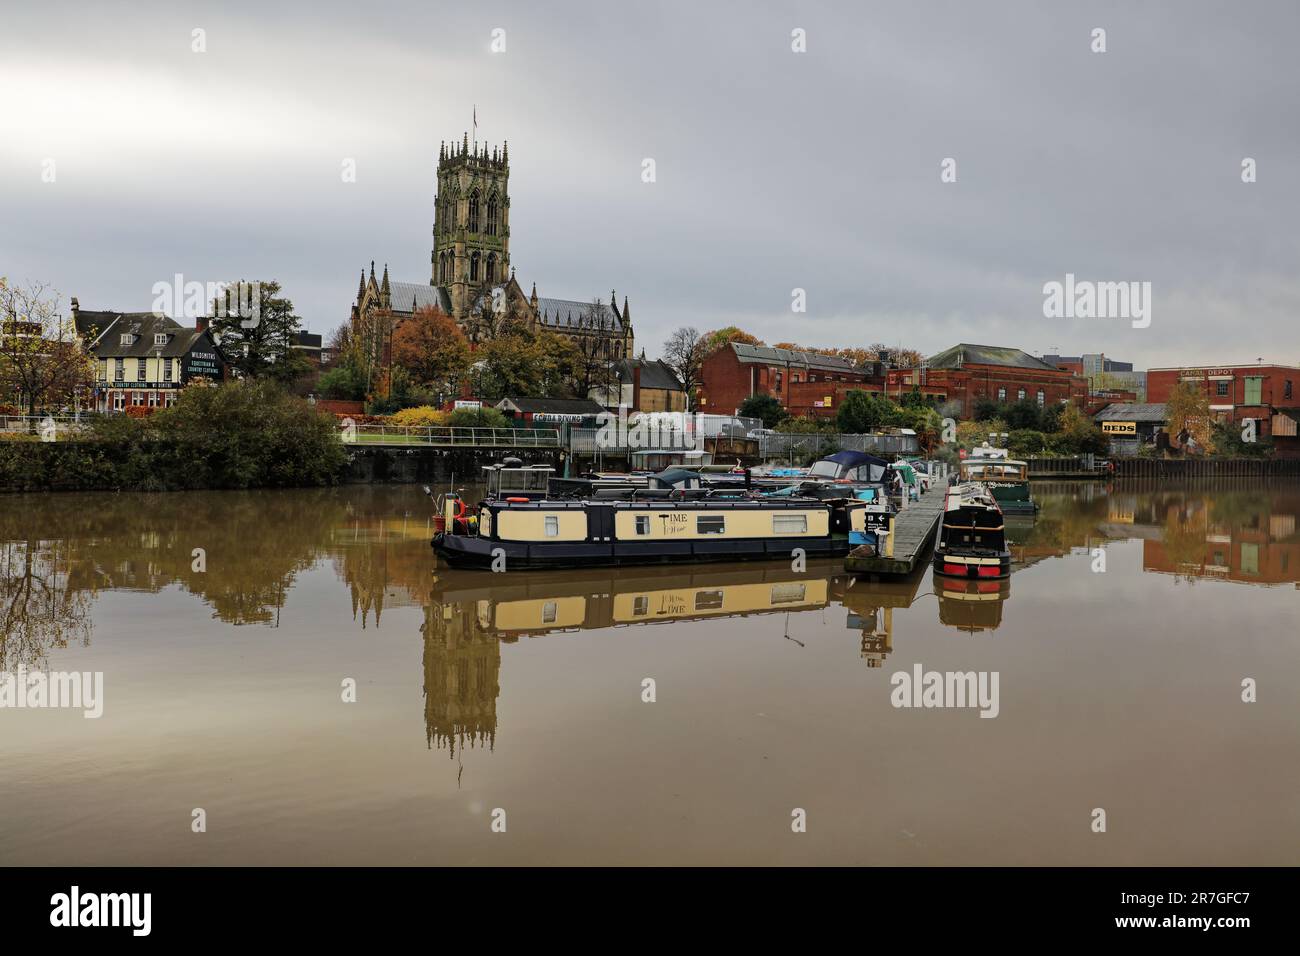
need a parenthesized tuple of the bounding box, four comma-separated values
(486, 195, 498, 236)
(997, 387, 1006, 401)
(137, 358, 147, 382)
(1245, 376, 1263, 405)
(773, 514, 808, 534)
(154, 333, 168, 346)
(1286, 380, 1293, 400)
(468, 190, 480, 232)
(697, 515, 725, 535)
(486, 253, 496, 283)
(163, 358, 172, 382)
(1036, 389, 1045, 406)
(1216, 381, 1229, 397)
(775, 372, 783, 393)
(113, 394, 125, 411)
(1017, 388, 1026, 401)
(544, 515, 559, 537)
(634, 515, 650, 536)
(469, 252, 480, 282)
(132, 392, 144, 406)
(119, 333, 134, 346)
(148, 392, 159, 408)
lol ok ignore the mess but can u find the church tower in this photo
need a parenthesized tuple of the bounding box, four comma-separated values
(432, 133, 510, 319)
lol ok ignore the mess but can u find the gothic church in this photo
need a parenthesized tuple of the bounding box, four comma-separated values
(351, 133, 634, 359)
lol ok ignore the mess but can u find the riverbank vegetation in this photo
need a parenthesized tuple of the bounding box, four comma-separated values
(0, 380, 346, 492)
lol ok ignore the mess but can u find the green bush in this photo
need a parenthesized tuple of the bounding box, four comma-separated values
(1007, 429, 1048, 456)
(448, 406, 511, 429)
(0, 380, 347, 492)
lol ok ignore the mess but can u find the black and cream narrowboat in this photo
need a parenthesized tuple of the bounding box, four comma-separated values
(431, 465, 874, 571)
(932, 483, 1012, 579)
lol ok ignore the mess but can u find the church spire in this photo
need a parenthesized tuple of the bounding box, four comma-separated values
(622, 296, 630, 322)
(381, 263, 390, 294)
(370, 260, 375, 280)
(358, 270, 366, 301)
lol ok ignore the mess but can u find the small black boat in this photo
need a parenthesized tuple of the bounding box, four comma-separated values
(932, 483, 1011, 579)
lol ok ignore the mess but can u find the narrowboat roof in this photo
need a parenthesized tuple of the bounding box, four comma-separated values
(480, 497, 836, 510)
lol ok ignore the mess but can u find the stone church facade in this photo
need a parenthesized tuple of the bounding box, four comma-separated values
(351, 133, 634, 360)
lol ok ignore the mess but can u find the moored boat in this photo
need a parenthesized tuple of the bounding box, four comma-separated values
(932, 482, 1011, 579)
(958, 446, 1037, 514)
(431, 464, 875, 571)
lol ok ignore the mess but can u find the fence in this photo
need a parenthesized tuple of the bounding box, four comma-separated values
(344, 424, 561, 448)
(758, 432, 919, 462)
(0, 415, 93, 438)
(1024, 455, 1096, 474)
(1114, 457, 1300, 479)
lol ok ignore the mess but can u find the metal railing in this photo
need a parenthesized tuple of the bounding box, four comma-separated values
(342, 424, 561, 448)
(758, 432, 919, 461)
(0, 414, 94, 436)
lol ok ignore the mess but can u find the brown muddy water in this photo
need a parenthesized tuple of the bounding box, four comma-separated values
(2, 482, 1297, 865)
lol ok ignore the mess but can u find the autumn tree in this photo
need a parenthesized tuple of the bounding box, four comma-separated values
(702, 326, 763, 354)
(1164, 379, 1215, 454)
(661, 326, 708, 409)
(391, 306, 471, 400)
(0, 278, 94, 417)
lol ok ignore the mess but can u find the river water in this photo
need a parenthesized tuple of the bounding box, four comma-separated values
(2, 482, 1297, 864)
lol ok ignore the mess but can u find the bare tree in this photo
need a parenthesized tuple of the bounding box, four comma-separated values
(0, 278, 94, 417)
(662, 326, 707, 409)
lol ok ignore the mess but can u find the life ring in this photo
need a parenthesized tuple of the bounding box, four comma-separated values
(437, 494, 467, 520)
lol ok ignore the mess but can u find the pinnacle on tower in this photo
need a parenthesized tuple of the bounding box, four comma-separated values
(623, 296, 630, 322)
(370, 260, 375, 279)
(463, 131, 469, 152)
(381, 263, 390, 294)
(358, 270, 366, 300)
(502, 141, 508, 164)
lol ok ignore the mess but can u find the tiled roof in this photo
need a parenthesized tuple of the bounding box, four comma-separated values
(729, 342, 858, 372)
(387, 281, 452, 315)
(536, 297, 622, 332)
(928, 343, 1062, 372)
(614, 358, 683, 391)
(497, 396, 608, 415)
(1094, 403, 1168, 422)
(88, 313, 210, 358)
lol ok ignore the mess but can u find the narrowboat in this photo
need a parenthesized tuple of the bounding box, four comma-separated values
(430, 464, 875, 571)
(958, 446, 1037, 515)
(932, 483, 1012, 579)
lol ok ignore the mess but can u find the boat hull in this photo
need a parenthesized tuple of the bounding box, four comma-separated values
(932, 550, 1012, 579)
(433, 531, 852, 570)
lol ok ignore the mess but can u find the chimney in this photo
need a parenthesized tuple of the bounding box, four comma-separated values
(632, 362, 642, 412)
(196, 316, 209, 333)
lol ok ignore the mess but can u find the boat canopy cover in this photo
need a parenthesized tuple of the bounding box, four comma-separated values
(823, 450, 890, 469)
(654, 468, 703, 488)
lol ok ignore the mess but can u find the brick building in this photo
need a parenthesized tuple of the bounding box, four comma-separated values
(1147, 363, 1300, 455)
(887, 343, 1087, 418)
(697, 343, 868, 417)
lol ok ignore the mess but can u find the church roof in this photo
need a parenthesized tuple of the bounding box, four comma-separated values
(386, 281, 452, 315)
(536, 297, 623, 332)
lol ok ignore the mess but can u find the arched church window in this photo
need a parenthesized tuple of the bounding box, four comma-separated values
(468, 190, 480, 233)
(486, 194, 498, 236)
(470, 251, 480, 282)
(486, 253, 496, 283)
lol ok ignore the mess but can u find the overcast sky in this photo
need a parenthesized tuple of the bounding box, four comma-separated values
(3, 0, 1298, 369)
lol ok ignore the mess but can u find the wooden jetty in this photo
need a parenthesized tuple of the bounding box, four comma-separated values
(845, 485, 947, 578)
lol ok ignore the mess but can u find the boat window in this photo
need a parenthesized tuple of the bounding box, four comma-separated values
(697, 515, 725, 535)
(632, 596, 649, 616)
(695, 590, 724, 610)
(808, 461, 840, 479)
(544, 515, 559, 537)
(542, 601, 557, 623)
(634, 515, 651, 536)
(773, 514, 808, 534)
(771, 583, 807, 604)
